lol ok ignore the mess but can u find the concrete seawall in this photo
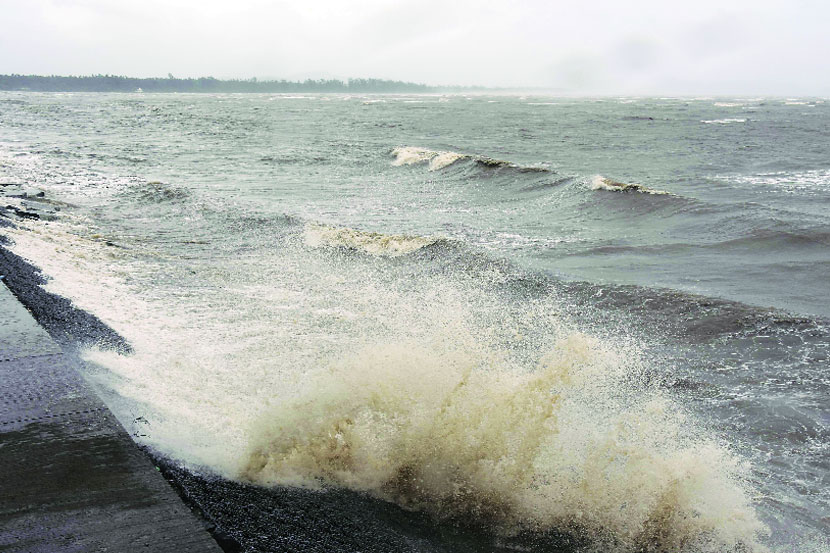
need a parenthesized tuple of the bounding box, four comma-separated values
(0, 281, 221, 552)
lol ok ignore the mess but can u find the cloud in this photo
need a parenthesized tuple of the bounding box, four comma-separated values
(0, 0, 828, 94)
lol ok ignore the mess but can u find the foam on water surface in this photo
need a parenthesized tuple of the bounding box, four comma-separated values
(303, 222, 440, 256)
(391, 146, 468, 171)
(589, 175, 671, 195)
(701, 118, 747, 124)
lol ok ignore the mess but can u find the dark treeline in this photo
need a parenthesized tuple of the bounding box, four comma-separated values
(0, 74, 481, 93)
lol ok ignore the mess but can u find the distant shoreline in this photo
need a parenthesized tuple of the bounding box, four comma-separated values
(0, 74, 490, 94)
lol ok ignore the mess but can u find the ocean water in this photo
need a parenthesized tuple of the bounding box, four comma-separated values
(0, 92, 828, 552)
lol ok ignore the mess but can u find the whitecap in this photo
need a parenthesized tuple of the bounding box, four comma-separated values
(390, 146, 467, 171)
(303, 222, 439, 257)
(701, 118, 747, 124)
(590, 175, 670, 195)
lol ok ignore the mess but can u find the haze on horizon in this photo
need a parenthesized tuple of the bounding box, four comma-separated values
(1, 0, 827, 96)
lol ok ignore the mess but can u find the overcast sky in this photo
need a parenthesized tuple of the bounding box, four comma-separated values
(1, 0, 828, 94)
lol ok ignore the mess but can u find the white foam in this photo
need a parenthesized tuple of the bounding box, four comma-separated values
(390, 146, 467, 171)
(390, 146, 437, 167)
(716, 169, 830, 195)
(701, 118, 747, 124)
(590, 175, 670, 195)
(429, 151, 466, 171)
(243, 332, 764, 550)
(303, 222, 438, 256)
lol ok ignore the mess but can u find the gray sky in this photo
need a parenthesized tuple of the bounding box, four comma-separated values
(1, 0, 828, 94)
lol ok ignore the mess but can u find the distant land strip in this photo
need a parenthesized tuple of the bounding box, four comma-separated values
(0, 74, 488, 93)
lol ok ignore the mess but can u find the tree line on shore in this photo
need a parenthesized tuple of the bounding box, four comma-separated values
(0, 74, 483, 93)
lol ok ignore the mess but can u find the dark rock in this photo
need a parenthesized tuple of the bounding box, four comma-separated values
(150, 454, 585, 553)
(3, 205, 40, 220)
(0, 212, 15, 230)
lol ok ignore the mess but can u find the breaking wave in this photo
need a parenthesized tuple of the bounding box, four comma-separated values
(590, 175, 671, 195)
(391, 146, 468, 171)
(391, 146, 550, 173)
(243, 330, 764, 552)
(303, 222, 441, 256)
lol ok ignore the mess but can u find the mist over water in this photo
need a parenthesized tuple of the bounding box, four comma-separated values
(1, 92, 828, 552)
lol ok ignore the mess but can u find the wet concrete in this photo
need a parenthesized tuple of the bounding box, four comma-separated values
(0, 282, 221, 552)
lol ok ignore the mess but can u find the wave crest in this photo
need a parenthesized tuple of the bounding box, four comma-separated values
(392, 146, 554, 176)
(391, 146, 468, 171)
(303, 222, 439, 256)
(590, 175, 671, 195)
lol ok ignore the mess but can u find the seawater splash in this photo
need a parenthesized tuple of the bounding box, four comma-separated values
(590, 175, 671, 195)
(303, 222, 440, 256)
(243, 331, 764, 552)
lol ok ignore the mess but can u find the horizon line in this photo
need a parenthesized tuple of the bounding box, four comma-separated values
(1, 74, 827, 98)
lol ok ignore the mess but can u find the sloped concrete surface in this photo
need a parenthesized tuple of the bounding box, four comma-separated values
(0, 284, 61, 361)
(0, 281, 221, 552)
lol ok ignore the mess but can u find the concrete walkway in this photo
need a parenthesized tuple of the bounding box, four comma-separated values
(0, 282, 221, 552)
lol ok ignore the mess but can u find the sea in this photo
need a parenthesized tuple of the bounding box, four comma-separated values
(0, 92, 827, 552)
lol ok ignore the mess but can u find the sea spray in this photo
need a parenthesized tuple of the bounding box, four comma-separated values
(243, 331, 764, 551)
